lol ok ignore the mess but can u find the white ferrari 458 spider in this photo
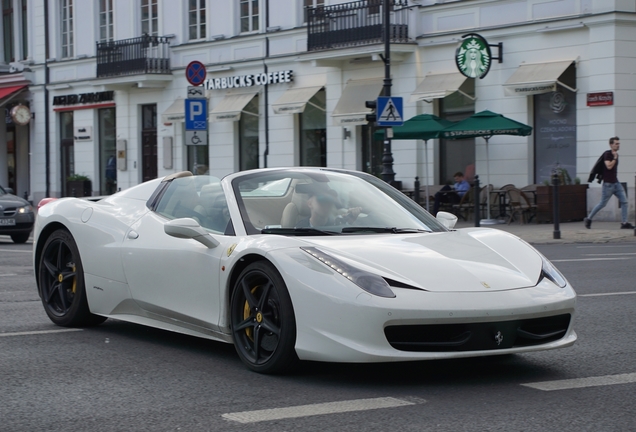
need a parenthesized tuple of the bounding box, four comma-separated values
(34, 168, 576, 373)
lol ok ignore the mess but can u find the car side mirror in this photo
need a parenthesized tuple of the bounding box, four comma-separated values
(164, 218, 219, 249)
(436, 211, 458, 229)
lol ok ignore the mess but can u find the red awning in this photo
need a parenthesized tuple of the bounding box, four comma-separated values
(0, 85, 27, 100)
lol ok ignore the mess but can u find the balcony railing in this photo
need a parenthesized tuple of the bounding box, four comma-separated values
(96, 35, 171, 78)
(307, 0, 410, 52)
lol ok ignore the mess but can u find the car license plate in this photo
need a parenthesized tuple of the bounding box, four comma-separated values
(0, 218, 16, 226)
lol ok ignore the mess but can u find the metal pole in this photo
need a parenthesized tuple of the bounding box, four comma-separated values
(424, 139, 429, 211)
(413, 176, 420, 207)
(552, 172, 561, 239)
(381, 0, 394, 184)
(263, 0, 270, 168)
(634, 173, 636, 236)
(44, 0, 50, 197)
(474, 174, 480, 227)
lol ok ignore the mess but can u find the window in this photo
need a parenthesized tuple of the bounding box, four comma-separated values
(141, 0, 158, 36)
(3, 0, 13, 63)
(299, 89, 326, 167)
(20, 0, 26, 59)
(99, 108, 117, 195)
(60, 0, 73, 58)
(239, 0, 259, 33)
(99, 0, 114, 42)
(439, 87, 476, 185)
(188, 0, 206, 40)
(239, 96, 259, 171)
(303, 0, 324, 23)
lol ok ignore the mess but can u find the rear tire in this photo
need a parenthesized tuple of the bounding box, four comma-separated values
(11, 232, 29, 244)
(37, 229, 106, 327)
(231, 261, 298, 374)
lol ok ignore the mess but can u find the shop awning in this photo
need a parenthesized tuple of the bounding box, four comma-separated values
(0, 85, 27, 107)
(209, 92, 258, 122)
(331, 78, 383, 126)
(161, 97, 185, 123)
(504, 60, 576, 96)
(272, 86, 323, 114)
(409, 72, 473, 102)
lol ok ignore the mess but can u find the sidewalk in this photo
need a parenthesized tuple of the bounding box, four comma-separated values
(454, 219, 636, 245)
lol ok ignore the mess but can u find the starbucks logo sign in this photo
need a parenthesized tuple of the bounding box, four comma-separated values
(456, 34, 492, 79)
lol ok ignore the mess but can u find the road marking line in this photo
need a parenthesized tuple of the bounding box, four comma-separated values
(522, 373, 636, 391)
(0, 249, 32, 253)
(584, 253, 636, 256)
(551, 257, 632, 262)
(0, 329, 83, 338)
(222, 397, 420, 424)
(579, 291, 636, 297)
(0, 273, 18, 276)
(577, 245, 636, 249)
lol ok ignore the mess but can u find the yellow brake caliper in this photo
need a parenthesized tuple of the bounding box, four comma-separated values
(243, 286, 259, 340)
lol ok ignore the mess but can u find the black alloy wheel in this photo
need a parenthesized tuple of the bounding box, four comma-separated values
(231, 261, 297, 374)
(38, 229, 106, 327)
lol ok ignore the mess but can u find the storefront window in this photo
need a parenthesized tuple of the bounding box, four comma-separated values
(60, 111, 74, 196)
(299, 89, 326, 167)
(534, 89, 577, 184)
(98, 108, 116, 194)
(239, 96, 259, 171)
(439, 86, 475, 185)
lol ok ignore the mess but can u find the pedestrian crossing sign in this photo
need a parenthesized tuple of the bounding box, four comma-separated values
(376, 96, 404, 126)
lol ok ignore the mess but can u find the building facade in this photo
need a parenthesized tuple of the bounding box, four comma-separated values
(8, 0, 636, 220)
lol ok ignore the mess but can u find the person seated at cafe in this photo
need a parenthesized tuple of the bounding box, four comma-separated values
(432, 172, 470, 215)
(296, 184, 361, 228)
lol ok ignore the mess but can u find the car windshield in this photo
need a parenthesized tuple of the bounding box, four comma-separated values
(232, 170, 447, 235)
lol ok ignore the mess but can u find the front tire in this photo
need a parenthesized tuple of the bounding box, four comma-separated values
(231, 261, 298, 374)
(11, 232, 30, 243)
(38, 229, 106, 327)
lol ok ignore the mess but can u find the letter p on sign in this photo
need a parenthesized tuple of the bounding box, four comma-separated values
(190, 101, 203, 121)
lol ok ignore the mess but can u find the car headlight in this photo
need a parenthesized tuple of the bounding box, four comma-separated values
(301, 247, 396, 298)
(540, 255, 567, 288)
(18, 205, 33, 214)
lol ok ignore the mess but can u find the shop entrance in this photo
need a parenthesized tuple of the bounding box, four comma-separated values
(60, 111, 74, 196)
(141, 104, 157, 182)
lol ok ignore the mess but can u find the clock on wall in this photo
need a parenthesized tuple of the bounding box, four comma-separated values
(10, 104, 31, 126)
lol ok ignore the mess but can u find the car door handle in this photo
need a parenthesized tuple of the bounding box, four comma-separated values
(127, 230, 139, 239)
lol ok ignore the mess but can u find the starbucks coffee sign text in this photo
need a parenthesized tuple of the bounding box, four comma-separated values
(204, 70, 293, 90)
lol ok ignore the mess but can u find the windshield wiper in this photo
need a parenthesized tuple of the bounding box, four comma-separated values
(341, 227, 431, 234)
(261, 227, 339, 236)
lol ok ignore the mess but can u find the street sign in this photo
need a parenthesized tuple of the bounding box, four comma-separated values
(185, 61, 207, 86)
(187, 86, 205, 99)
(185, 99, 207, 131)
(185, 130, 207, 146)
(376, 96, 404, 127)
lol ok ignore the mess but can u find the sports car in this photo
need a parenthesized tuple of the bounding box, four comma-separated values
(34, 168, 576, 373)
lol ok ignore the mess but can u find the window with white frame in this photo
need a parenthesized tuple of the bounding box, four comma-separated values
(188, 0, 206, 40)
(20, 0, 27, 60)
(303, 0, 324, 23)
(99, 0, 114, 42)
(60, 0, 74, 58)
(141, 0, 158, 36)
(239, 0, 259, 33)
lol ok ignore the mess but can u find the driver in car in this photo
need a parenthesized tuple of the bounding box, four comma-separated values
(296, 185, 362, 228)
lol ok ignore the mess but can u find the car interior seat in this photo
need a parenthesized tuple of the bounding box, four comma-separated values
(280, 181, 311, 227)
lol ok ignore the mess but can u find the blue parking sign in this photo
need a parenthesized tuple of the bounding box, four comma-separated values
(185, 99, 208, 131)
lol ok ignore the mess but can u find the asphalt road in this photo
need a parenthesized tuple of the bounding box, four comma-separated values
(1, 236, 636, 431)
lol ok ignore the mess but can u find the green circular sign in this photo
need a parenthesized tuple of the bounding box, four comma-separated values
(455, 34, 492, 79)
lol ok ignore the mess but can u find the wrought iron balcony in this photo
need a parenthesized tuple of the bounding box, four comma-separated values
(96, 35, 171, 78)
(307, 0, 410, 52)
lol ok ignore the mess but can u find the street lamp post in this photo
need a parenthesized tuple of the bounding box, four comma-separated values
(381, 0, 395, 184)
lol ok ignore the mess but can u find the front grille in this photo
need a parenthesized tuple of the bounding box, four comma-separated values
(2, 207, 17, 216)
(385, 314, 571, 352)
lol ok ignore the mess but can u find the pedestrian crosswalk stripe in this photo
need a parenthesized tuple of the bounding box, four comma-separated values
(522, 373, 636, 391)
(0, 329, 83, 337)
(222, 397, 421, 423)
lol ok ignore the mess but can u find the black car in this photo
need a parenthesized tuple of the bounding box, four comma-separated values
(0, 185, 34, 243)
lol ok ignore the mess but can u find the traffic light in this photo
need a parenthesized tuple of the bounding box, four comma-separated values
(365, 100, 377, 123)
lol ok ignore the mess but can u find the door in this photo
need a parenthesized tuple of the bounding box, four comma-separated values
(141, 104, 157, 182)
(122, 211, 226, 329)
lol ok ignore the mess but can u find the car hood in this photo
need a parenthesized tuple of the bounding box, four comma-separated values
(301, 228, 542, 292)
(0, 193, 28, 207)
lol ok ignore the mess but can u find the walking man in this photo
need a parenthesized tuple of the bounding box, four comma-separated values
(585, 136, 634, 229)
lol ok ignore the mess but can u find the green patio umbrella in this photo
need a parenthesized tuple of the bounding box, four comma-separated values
(440, 110, 533, 223)
(374, 114, 455, 210)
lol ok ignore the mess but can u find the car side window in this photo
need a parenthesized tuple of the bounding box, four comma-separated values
(154, 176, 228, 234)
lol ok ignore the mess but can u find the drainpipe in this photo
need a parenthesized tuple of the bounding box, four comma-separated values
(263, 0, 270, 168)
(44, 0, 51, 197)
